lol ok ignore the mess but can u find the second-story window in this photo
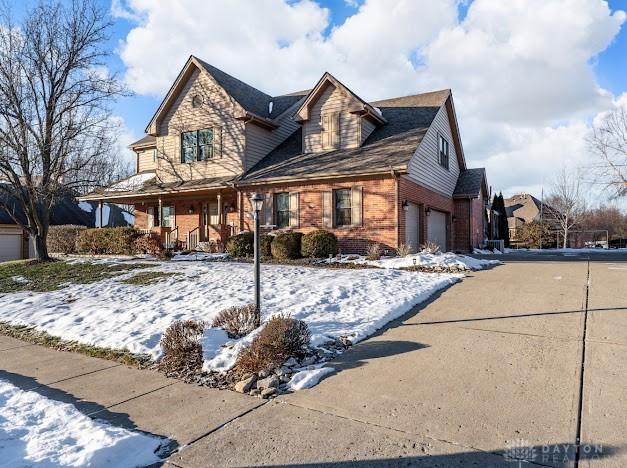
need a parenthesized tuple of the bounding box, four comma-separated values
(181, 128, 213, 163)
(438, 134, 449, 170)
(274, 192, 290, 229)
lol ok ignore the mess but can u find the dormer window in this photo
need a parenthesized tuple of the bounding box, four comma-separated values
(181, 128, 213, 162)
(438, 134, 449, 170)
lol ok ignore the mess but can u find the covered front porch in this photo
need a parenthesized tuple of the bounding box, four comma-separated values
(133, 190, 239, 250)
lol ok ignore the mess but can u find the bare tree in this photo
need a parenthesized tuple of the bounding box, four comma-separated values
(588, 106, 627, 198)
(0, 0, 127, 261)
(545, 169, 587, 248)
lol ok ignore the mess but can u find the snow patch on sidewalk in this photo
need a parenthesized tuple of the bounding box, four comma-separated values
(0, 379, 165, 467)
(288, 367, 335, 390)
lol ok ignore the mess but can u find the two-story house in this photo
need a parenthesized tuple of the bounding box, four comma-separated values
(81, 55, 489, 253)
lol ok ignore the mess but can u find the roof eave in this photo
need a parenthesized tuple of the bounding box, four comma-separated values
(235, 167, 408, 187)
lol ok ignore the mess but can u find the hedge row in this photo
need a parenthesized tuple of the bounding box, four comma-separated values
(226, 230, 337, 259)
(47, 225, 87, 254)
(76, 227, 140, 255)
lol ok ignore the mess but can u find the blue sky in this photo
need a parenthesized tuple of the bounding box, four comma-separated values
(9, 0, 627, 204)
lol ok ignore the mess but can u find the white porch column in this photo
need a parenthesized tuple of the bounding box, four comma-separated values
(217, 192, 222, 224)
(158, 196, 163, 227)
(98, 200, 103, 228)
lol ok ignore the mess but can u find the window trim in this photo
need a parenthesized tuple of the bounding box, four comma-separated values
(274, 192, 290, 229)
(180, 128, 214, 163)
(437, 132, 450, 170)
(333, 188, 352, 227)
(161, 205, 173, 228)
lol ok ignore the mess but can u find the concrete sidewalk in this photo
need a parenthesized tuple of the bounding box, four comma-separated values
(0, 336, 264, 455)
(1, 255, 625, 467)
(169, 257, 626, 467)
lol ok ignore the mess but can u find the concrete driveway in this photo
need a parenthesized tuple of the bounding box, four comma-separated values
(169, 253, 627, 467)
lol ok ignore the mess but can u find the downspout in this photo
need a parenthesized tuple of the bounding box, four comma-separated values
(390, 166, 400, 249)
(468, 197, 473, 252)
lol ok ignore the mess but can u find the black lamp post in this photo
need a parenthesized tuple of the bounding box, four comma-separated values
(250, 192, 264, 313)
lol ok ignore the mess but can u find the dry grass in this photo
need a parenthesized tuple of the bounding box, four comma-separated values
(365, 243, 382, 261)
(235, 315, 310, 375)
(420, 242, 441, 254)
(396, 243, 412, 257)
(0, 322, 150, 367)
(211, 304, 260, 339)
(157, 320, 206, 374)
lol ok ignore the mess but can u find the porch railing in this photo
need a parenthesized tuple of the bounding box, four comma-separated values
(187, 227, 199, 251)
(138, 229, 152, 236)
(165, 227, 178, 250)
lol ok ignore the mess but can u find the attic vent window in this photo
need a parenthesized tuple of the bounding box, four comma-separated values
(191, 95, 203, 108)
(268, 101, 273, 114)
(437, 133, 449, 170)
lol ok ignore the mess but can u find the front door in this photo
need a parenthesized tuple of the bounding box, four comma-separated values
(405, 202, 420, 253)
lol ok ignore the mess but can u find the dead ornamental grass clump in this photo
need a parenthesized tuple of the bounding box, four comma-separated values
(365, 243, 382, 260)
(211, 304, 260, 339)
(235, 315, 310, 375)
(157, 319, 206, 374)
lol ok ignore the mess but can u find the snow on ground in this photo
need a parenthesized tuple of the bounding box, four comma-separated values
(171, 252, 230, 262)
(325, 251, 500, 270)
(288, 367, 335, 390)
(0, 379, 165, 467)
(0, 260, 459, 373)
(503, 247, 627, 254)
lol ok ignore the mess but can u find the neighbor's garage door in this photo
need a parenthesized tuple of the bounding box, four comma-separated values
(0, 231, 23, 262)
(427, 210, 448, 251)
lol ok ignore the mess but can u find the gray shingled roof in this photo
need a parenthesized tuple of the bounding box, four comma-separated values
(129, 135, 156, 148)
(0, 187, 129, 227)
(238, 91, 449, 183)
(84, 174, 234, 200)
(453, 168, 486, 197)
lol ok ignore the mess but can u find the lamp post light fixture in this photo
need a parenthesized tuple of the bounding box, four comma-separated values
(250, 192, 264, 313)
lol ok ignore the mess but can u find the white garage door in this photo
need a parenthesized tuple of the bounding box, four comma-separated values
(405, 202, 420, 253)
(0, 233, 23, 262)
(427, 210, 448, 251)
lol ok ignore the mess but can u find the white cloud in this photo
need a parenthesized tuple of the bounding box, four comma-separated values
(116, 0, 626, 203)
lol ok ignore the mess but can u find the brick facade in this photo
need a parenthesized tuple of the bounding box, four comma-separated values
(132, 175, 484, 253)
(240, 175, 398, 254)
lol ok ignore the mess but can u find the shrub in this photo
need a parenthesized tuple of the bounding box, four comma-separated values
(133, 235, 165, 258)
(420, 241, 441, 254)
(396, 243, 411, 257)
(271, 232, 303, 260)
(211, 304, 260, 339)
(365, 243, 382, 260)
(47, 225, 86, 254)
(301, 230, 338, 258)
(235, 315, 310, 374)
(260, 234, 273, 258)
(76, 227, 140, 255)
(225, 232, 254, 257)
(157, 319, 206, 374)
(196, 240, 224, 253)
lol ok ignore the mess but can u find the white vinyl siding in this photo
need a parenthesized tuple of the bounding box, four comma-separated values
(361, 118, 376, 144)
(137, 148, 157, 172)
(407, 105, 460, 196)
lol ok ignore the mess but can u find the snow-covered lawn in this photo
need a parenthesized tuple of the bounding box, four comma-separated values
(0, 379, 164, 467)
(324, 251, 500, 270)
(0, 260, 458, 373)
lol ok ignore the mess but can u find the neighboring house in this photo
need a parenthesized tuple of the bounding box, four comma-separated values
(81, 55, 489, 253)
(0, 189, 132, 262)
(504, 193, 545, 243)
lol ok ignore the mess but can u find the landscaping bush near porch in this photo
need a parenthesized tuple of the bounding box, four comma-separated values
(47, 225, 86, 254)
(301, 230, 338, 258)
(225, 232, 254, 257)
(271, 232, 303, 259)
(77, 227, 140, 255)
(157, 319, 206, 375)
